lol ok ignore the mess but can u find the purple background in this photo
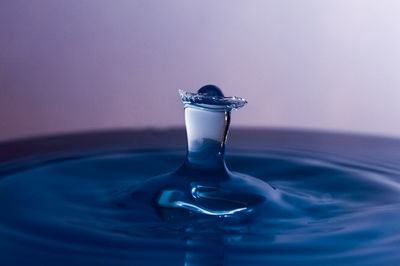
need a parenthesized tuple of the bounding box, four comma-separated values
(1, 0, 400, 141)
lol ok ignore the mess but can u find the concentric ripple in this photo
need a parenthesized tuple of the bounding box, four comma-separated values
(1, 148, 400, 265)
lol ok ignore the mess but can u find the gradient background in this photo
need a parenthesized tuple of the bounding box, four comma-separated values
(1, 0, 400, 141)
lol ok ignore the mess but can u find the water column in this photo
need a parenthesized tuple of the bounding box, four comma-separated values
(182, 85, 232, 171)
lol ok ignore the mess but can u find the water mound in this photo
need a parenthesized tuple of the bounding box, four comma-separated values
(126, 86, 282, 223)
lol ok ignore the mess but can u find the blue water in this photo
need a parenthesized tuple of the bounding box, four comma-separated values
(1, 129, 400, 265)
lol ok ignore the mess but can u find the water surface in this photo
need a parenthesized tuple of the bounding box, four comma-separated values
(0, 129, 400, 265)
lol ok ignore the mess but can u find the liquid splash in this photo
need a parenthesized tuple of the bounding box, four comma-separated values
(129, 85, 289, 221)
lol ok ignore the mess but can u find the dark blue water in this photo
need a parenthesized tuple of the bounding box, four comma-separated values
(1, 129, 400, 265)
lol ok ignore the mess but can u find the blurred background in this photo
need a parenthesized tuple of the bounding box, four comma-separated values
(1, 0, 400, 142)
